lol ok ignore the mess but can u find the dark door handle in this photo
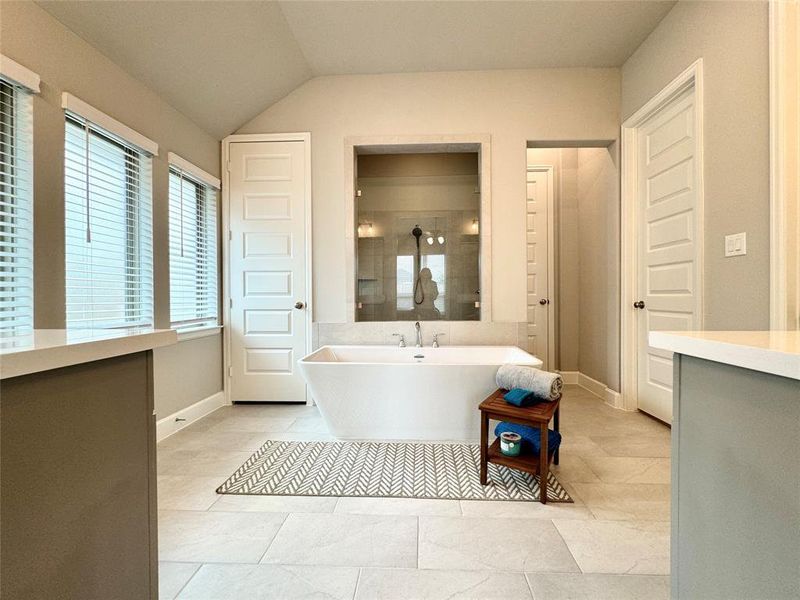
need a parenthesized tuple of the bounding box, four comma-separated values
(294, 301, 305, 310)
(633, 300, 645, 309)
(539, 298, 550, 305)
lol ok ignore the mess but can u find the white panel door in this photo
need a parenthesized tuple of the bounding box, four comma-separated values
(526, 168, 553, 370)
(229, 140, 308, 402)
(636, 87, 700, 422)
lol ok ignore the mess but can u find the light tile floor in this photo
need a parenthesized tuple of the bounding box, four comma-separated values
(158, 385, 671, 599)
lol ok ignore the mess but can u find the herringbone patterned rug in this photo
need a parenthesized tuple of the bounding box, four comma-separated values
(216, 440, 572, 503)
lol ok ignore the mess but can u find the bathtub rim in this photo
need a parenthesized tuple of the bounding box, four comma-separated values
(299, 344, 543, 368)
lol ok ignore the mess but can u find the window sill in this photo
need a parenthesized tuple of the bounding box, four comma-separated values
(175, 325, 222, 342)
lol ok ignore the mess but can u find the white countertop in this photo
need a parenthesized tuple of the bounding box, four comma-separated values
(649, 331, 800, 381)
(0, 328, 178, 379)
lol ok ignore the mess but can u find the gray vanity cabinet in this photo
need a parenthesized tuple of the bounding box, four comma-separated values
(671, 354, 799, 600)
(1, 351, 158, 599)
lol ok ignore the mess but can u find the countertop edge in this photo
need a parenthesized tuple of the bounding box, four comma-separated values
(649, 331, 800, 381)
(0, 329, 178, 380)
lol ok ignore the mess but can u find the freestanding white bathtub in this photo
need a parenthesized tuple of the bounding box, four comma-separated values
(298, 345, 542, 440)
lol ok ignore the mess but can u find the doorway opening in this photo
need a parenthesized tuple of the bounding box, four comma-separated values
(526, 141, 621, 405)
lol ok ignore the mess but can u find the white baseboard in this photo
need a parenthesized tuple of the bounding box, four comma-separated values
(577, 372, 606, 399)
(156, 391, 226, 443)
(604, 387, 624, 410)
(559, 370, 626, 410)
(558, 371, 579, 385)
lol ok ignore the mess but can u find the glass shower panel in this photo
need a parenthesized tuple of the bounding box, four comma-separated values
(356, 151, 480, 322)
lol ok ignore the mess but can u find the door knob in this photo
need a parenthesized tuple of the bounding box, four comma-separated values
(294, 301, 305, 310)
(539, 298, 550, 305)
(633, 300, 645, 309)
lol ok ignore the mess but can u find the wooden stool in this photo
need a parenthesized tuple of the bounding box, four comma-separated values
(478, 389, 561, 504)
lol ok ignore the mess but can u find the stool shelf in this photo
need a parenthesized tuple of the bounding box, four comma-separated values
(486, 438, 553, 475)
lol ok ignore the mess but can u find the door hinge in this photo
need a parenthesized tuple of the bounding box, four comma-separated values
(228, 230, 233, 241)
(228, 366, 233, 378)
(226, 161, 231, 172)
(229, 298, 233, 309)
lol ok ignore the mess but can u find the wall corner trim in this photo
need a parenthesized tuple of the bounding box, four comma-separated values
(769, 0, 800, 330)
(156, 391, 226, 443)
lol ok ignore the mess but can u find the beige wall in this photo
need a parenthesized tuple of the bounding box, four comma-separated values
(622, 0, 770, 330)
(1, 2, 223, 417)
(577, 146, 619, 390)
(153, 335, 223, 417)
(527, 147, 619, 390)
(237, 68, 621, 324)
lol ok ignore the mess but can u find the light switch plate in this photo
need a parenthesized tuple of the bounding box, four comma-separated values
(724, 232, 747, 257)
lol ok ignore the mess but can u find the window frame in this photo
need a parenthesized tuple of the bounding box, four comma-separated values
(0, 76, 34, 335)
(64, 113, 154, 330)
(167, 163, 219, 333)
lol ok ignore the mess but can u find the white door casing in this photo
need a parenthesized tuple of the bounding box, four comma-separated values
(621, 59, 704, 422)
(526, 166, 556, 371)
(224, 135, 312, 402)
(769, 0, 800, 330)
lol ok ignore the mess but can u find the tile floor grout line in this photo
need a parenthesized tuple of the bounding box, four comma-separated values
(550, 518, 585, 574)
(522, 571, 537, 600)
(204, 493, 223, 512)
(255, 512, 290, 565)
(352, 567, 363, 600)
(415, 516, 420, 569)
(170, 562, 202, 600)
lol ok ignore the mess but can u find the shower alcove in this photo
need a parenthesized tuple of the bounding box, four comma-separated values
(345, 136, 492, 323)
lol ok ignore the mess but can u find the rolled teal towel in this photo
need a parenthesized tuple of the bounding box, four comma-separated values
(495, 421, 561, 455)
(503, 388, 538, 407)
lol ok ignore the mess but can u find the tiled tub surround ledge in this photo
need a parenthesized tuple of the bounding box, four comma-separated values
(313, 321, 529, 349)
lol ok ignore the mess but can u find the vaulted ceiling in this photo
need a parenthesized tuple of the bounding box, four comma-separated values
(37, 1, 676, 139)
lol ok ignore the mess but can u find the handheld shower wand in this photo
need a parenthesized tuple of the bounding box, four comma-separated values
(411, 225, 425, 305)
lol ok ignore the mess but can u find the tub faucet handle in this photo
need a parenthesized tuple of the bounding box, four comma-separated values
(432, 333, 445, 348)
(392, 333, 406, 347)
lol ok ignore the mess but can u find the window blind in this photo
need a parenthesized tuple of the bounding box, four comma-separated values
(0, 78, 33, 334)
(168, 166, 218, 330)
(64, 115, 153, 329)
